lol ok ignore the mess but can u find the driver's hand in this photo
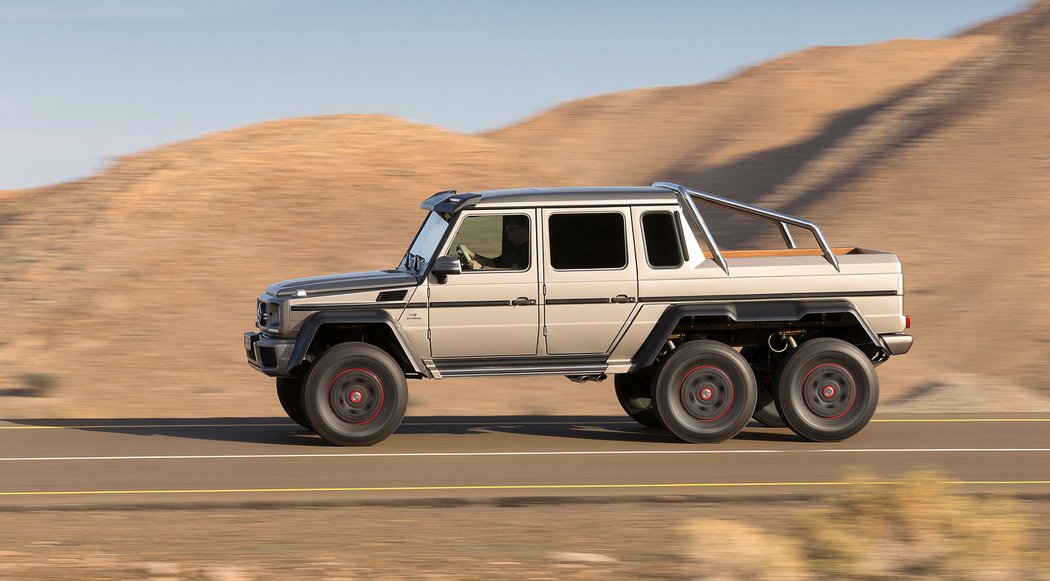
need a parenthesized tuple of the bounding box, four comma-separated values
(457, 244, 475, 260)
(467, 259, 482, 271)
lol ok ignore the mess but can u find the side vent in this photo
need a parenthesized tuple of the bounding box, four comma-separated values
(377, 289, 408, 302)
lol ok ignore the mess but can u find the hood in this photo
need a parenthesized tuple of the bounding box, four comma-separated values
(266, 270, 417, 298)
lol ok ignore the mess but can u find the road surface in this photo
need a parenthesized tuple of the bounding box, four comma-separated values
(2, 414, 1048, 508)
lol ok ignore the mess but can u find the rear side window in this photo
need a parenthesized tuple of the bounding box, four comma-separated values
(642, 211, 685, 268)
(548, 212, 627, 270)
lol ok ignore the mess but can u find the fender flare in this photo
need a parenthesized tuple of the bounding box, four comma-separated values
(287, 311, 428, 377)
(631, 300, 887, 369)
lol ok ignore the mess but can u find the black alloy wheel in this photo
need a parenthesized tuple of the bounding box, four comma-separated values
(614, 372, 663, 429)
(775, 338, 879, 442)
(276, 376, 313, 431)
(303, 342, 408, 446)
(652, 340, 757, 443)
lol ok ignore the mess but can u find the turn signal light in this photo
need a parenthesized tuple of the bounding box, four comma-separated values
(905, 315, 911, 329)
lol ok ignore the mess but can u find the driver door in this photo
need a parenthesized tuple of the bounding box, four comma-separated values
(427, 209, 541, 358)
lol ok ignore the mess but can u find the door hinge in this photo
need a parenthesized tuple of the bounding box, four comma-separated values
(542, 284, 546, 296)
(427, 328, 431, 340)
(542, 325, 547, 337)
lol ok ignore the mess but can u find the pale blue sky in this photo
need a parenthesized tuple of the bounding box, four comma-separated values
(0, 0, 1025, 189)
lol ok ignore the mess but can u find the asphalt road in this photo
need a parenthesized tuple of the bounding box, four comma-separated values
(2, 414, 1049, 508)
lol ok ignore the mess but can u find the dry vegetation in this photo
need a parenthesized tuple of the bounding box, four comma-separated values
(2, 2, 1050, 419)
(1, 474, 1047, 580)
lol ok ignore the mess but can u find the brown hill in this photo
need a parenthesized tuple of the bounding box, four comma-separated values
(1, 2, 1047, 418)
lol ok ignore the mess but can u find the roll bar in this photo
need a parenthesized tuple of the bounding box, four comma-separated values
(652, 182, 840, 274)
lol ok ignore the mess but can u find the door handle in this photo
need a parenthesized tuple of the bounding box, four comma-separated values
(511, 297, 536, 306)
(611, 294, 636, 304)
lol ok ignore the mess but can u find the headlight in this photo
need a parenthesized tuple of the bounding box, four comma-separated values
(266, 301, 281, 329)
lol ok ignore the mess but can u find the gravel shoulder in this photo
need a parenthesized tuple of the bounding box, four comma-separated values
(2, 498, 1049, 580)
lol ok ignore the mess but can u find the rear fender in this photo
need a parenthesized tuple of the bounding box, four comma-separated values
(632, 300, 886, 369)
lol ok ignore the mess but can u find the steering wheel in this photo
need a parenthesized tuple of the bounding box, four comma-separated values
(456, 244, 473, 269)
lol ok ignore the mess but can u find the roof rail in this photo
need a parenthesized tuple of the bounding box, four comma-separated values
(652, 182, 840, 274)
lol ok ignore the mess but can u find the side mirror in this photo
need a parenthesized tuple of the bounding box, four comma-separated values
(432, 255, 462, 283)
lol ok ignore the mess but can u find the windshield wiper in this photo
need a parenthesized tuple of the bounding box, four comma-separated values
(406, 253, 425, 273)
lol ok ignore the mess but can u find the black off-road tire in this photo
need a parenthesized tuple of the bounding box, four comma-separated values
(276, 377, 313, 431)
(653, 340, 758, 443)
(775, 338, 879, 442)
(303, 342, 409, 446)
(614, 372, 663, 429)
(752, 389, 786, 428)
(741, 346, 787, 428)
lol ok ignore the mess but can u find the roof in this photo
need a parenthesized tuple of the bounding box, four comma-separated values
(420, 186, 678, 213)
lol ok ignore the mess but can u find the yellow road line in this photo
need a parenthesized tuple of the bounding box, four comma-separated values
(2, 480, 1050, 497)
(2, 418, 1049, 430)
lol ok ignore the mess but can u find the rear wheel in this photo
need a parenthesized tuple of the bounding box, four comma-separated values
(741, 346, 787, 428)
(276, 377, 312, 431)
(775, 338, 879, 442)
(653, 340, 757, 443)
(614, 372, 663, 429)
(303, 342, 408, 446)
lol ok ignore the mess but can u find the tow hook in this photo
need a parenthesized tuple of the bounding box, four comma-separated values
(768, 330, 804, 353)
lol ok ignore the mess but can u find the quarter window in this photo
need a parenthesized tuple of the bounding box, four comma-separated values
(548, 212, 627, 270)
(642, 211, 685, 268)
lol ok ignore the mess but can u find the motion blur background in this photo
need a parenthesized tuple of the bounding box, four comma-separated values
(3, 0, 1047, 419)
(4, 2, 1050, 579)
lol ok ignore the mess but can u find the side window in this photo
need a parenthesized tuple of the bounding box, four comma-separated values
(549, 212, 627, 270)
(447, 213, 530, 272)
(642, 211, 685, 268)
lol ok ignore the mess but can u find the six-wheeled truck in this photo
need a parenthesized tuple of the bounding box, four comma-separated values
(245, 183, 912, 446)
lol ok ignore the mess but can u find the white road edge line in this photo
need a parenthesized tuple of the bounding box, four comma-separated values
(1, 448, 1049, 462)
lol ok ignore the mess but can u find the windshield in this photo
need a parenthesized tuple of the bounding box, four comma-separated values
(400, 211, 450, 273)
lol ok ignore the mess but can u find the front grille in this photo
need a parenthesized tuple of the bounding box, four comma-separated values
(257, 300, 268, 327)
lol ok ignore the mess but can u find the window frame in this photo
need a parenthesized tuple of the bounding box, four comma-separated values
(441, 210, 533, 274)
(640, 210, 687, 269)
(546, 210, 630, 272)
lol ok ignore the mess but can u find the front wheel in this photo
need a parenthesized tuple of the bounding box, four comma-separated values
(303, 343, 408, 446)
(276, 377, 313, 431)
(653, 340, 757, 443)
(775, 338, 879, 442)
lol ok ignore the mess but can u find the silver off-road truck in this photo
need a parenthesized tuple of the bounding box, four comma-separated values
(245, 183, 912, 446)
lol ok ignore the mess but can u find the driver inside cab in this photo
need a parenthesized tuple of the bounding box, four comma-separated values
(457, 215, 529, 271)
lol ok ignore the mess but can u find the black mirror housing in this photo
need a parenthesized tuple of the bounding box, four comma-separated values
(432, 255, 462, 283)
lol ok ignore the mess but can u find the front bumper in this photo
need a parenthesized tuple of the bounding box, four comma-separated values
(244, 332, 296, 376)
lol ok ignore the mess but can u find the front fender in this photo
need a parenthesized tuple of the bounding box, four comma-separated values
(287, 310, 429, 377)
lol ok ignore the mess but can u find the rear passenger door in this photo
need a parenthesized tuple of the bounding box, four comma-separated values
(541, 208, 638, 355)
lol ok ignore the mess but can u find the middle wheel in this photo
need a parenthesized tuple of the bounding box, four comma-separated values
(614, 372, 663, 429)
(653, 340, 758, 443)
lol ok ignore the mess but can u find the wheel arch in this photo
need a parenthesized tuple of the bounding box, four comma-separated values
(287, 311, 429, 378)
(631, 300, 887, 370)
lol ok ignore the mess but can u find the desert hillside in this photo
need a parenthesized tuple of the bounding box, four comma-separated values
(2, 1, 1048, 418)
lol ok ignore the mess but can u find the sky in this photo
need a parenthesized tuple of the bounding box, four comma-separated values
(0, 0, 1026, 189)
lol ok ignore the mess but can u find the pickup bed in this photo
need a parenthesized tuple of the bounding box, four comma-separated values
(245, 182, 912, 446)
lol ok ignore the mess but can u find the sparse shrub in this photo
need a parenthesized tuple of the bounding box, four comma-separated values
(684, 472, 1046, 580)
(797, 471, 1038, 579)
(683, 518, 809, 580)
(19, 372, 60, 397)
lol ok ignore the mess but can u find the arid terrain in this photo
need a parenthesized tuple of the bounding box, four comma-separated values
(2, 2, 1050, 420)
